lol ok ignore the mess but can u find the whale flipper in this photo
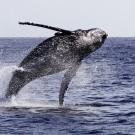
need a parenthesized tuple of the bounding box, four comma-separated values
(59, 62, 80, 106)
(19, 22, 73, 35)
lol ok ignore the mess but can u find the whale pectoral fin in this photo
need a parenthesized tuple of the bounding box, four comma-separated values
(19, 22, 73, 35)
(59, 63, 80, 106)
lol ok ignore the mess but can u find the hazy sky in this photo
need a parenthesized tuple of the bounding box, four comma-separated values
(0, 0, 134, 37)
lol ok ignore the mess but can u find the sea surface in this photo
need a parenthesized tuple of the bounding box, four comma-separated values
(0, 37, 135, 135)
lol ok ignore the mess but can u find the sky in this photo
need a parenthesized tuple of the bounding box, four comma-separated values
(0, 0, 134, 37)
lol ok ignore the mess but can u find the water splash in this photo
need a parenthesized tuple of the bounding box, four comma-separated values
(0, 65, 94, 112)
(0, 65, 19, 97)
(0, 65, 26, 96)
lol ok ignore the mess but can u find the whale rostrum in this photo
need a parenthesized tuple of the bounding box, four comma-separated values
(5, 22, 107, 106)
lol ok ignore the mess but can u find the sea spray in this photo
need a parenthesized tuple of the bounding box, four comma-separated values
(0, 65, 24, 97)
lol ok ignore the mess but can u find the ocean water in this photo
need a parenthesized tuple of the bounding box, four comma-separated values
(0, 37, 135, 135)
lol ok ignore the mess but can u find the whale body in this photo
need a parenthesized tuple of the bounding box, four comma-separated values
(6, 22, 107, 105)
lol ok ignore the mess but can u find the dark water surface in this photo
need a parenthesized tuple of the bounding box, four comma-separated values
(0, 37, 135, 135)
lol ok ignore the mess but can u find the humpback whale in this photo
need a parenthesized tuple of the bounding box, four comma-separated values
(5, 22, 107, 106)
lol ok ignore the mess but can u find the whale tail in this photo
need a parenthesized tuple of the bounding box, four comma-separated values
(5, 70, 32, 98)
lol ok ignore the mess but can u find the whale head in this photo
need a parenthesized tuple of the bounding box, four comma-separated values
(86, 28, 107, 43)
(75, 28, 107, 52)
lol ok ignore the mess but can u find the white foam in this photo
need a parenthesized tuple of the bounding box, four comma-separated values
(15, 66, 25, 71)
(11, 95, 18, 106)
(0, 65, 19, 97)
(0, 96, 58, 108)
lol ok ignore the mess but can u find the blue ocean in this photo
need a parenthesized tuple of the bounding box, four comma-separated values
(0, 37, 135, 135)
